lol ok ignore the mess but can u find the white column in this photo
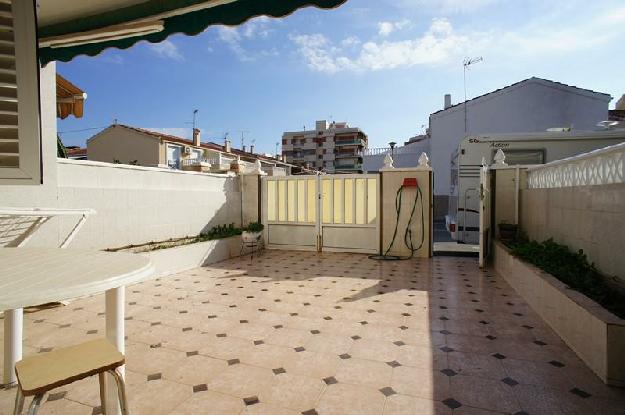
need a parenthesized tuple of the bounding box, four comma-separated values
(105, 287, 125, 414)
(2, 308, 23, 386)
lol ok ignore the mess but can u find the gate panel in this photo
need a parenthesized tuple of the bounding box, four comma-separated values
(262, 174, 379, 253)
(320, 174, 379, 253)
(263, 176, 318, 250)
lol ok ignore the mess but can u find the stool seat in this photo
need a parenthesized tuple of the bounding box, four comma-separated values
(15, 339, 124, 396)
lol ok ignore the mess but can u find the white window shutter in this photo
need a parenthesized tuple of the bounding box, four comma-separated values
(0, 0, 41, 185)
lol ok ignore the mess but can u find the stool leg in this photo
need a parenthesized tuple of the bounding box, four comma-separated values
(109, 369, 129, 415)
(12, 386, 24, 415)
(26, 394, 43, 415)
(98, 372, 108, 415)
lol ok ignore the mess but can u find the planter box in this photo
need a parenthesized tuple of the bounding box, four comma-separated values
(493, 241, 625, 386)
(142, 235, 242, 277)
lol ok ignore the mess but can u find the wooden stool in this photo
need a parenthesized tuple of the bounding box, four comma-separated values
(13, 339, 128, 415)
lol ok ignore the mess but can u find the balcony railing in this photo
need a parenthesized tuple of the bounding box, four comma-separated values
(335, 151, 363, 159)
(335, 139, 365, 147)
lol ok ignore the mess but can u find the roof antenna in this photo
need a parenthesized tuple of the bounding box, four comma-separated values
(192, 109, 198, 130)
(463, 56, 483, 135)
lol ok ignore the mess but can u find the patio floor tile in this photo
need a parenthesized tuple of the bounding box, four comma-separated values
(2, 251, 624, 415)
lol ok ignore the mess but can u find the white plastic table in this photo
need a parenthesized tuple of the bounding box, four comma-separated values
(0, 248, 154, 413)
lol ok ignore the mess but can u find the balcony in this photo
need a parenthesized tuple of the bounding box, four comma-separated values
(335, 151, 363, 159)
(335, 138, 365, 147)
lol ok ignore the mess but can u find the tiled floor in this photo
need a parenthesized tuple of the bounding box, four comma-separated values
(1, 251, 625, 414)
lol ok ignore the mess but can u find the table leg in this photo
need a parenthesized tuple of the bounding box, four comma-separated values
(2, 308, 23, 386)
(105, 287, 125, 415)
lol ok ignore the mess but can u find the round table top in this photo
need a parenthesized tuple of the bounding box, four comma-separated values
(0, 248, 154, 310)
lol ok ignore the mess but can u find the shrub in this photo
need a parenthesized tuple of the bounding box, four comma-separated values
(199, 223, 242, 241)
(244, 222, 264, 233)
(508, 238, 625, 319)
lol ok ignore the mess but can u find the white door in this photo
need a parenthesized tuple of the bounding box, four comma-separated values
(167, 145, 182, 169)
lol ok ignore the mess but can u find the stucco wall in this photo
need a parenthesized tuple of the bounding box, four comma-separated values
(88, 126, 161, 167)
(520, 183, 625, 282)
(380, 168, 432, 257)
(430, 81, 609, 196)
(1, 63, 242, 250)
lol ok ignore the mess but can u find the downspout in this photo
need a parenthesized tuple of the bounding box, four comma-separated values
(514, 166, 520, 225)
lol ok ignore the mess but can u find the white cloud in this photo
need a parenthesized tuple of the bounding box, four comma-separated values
(215, 16, 277, 62)
(148, 40, 183, 60)
(396, 0, 499, 13)
(341, 36, 361, 47)
(377, 19, 410, 36)
(291, 18, 467, 73)
(290, 5, 625, 74)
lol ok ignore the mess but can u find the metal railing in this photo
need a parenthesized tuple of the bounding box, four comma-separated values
(527, 142, 625, 188)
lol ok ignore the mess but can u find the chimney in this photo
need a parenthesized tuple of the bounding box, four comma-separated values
(444, 94, 452, 109)
(192, 128, 201, 146)
(250, 144, 255, 154)
(225, 138, 231, 153)
(242, 145, 247, 152)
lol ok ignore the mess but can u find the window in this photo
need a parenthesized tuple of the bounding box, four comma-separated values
(496, 149, 545, 165)
(0, 1, 42, 185)
(166, 144, 182, 169)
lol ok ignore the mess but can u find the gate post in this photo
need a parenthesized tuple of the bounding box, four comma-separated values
(241, 160, 267, 227)
(380, 156, 433, 258)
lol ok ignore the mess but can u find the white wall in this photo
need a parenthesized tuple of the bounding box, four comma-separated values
(1, 63, 242, 250)
(430, 80, 610, 195)
(363, 141, 430, 172)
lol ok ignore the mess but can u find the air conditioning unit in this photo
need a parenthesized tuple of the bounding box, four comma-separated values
(184, 146, 191, 154)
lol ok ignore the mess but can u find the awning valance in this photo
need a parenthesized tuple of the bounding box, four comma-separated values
(56, 74, 86, 119)
(38, 0, 347, 64)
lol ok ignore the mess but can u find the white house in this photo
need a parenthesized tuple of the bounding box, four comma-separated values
(429, 77, 611, 215)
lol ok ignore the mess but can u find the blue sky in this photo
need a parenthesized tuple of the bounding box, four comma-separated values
(57, 0, 625, 153)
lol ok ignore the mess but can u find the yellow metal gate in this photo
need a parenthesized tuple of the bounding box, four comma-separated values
(262, 174, 379, 253)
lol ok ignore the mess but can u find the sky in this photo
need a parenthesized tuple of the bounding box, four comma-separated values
(57, 0, 625, 154)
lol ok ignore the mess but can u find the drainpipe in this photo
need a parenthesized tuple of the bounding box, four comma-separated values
(514, 166, 520, 225)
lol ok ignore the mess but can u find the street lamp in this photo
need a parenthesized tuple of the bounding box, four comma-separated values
(389, 141, 396, 158)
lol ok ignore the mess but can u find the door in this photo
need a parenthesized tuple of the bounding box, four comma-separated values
(166, 144, 182, 169)
(262, 174, 379, 253)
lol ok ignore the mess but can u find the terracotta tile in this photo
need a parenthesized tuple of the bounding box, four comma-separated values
(259, 373, 324, 411)
(316, 383, 385, 415)
(383, 394, 451, 415)
(335, 358, 393, 389)
(169, 390, 244, 415)
(449, 375, 522, 414)
(391, 366, 450, 401)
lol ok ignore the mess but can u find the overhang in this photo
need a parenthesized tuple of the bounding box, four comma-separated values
(37, 0, 347, 64)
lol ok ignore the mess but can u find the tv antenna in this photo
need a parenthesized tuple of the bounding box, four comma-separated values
(237, 130, 250, 150)
(184, 109, 199, 131)
(463, 56, 483, 134)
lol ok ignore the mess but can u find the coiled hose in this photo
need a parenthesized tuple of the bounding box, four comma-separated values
(369, 184, 425, 261)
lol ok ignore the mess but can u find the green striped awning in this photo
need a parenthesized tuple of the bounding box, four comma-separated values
(38, 0, 347, 64)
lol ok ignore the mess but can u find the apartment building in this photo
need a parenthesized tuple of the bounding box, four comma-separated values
(282, 120, 368, 173)
(87, 124, 294, 174)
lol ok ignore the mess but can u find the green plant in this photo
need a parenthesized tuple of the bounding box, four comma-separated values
(508, 238, 625, 319)
(244, 222, 264, 233)
(199, 223, 242, 241)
